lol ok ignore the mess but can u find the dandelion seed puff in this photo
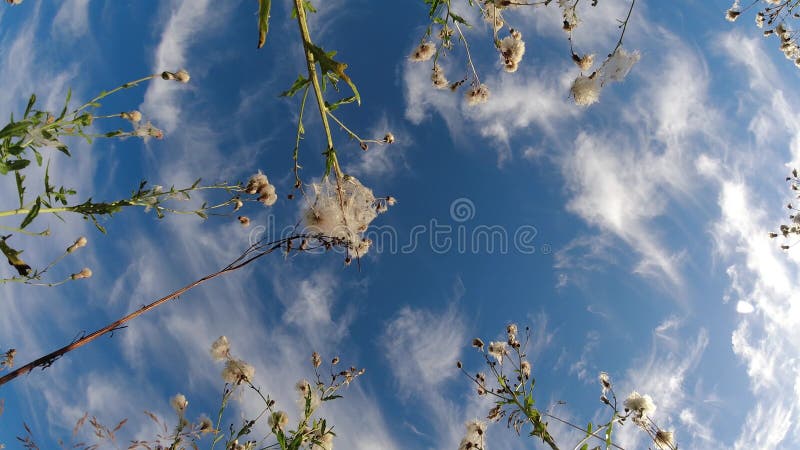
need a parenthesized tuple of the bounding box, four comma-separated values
(654, 430, 675, 449)
(465, 84, 490, 106)
(432, 65, 449, 89)
(484, 4, 504, 31)
(268, 411, 289, 430)
(487, 341, 507, 364)
(170, 393, 188, 414)
(245, 171, 270, 194)
(506, 323, 518, 338)
(504, 59, 519, 73)
(222, 358, 255, 384)
(198, 415, 214, 433)
(603, 47, 640, 82)
(623, 391, 656, 418)
(410, 42, 436, 61)
(465, 420, 486, 443)
(574, 53, 594, 72)
(571, 75, 601, 106)
(210, 336, 230, 361)
(175, 69, 191, 83)
(302, 176, 381, 252)
(500, 36, 526, 65)
(599, 371, 612, 392)
(258, 184, 278, 206)
(520, 360, 531, 378)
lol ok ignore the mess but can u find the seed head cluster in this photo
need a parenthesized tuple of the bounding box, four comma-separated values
(303, 176, 392, 257)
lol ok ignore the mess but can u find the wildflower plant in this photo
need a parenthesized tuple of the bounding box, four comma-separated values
(770, 168, 800, 249)
(0, 73, 272, 287)
(726, 0, 800, 68)
(411, 0, 640, 107)
(459, 324, 677, 450)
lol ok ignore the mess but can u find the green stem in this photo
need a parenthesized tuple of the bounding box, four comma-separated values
(293, 84, 310, 189)
(75, 74, 159, 113)
(293, 0, 341, 179)
(0, 206, 71, 217)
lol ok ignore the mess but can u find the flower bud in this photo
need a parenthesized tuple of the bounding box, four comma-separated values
(71, 267, 92, 280)
(67, 236, 88, 253)
(175, 69, 191, 83)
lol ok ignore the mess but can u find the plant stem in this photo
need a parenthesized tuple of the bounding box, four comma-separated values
(293, 0, 342, 179)
(0, 206, 71, 218)
(75, 74, 159, 113)
(0, 236, 299, 387)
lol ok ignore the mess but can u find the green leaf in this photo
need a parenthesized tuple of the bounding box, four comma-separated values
(307, 43, 361, 105)
(20, 196, 41, 229)
(6, 144, 25, 157)
(280, 75, 310, 97)
(325, 95, 356, 111)
(57, 88, 72, 120)
(0, 161, 7, 175)
(6, 159, 29, 171)
(604, 419, 613, 450)
(257, 0, 272, 49)
(0, 238, 31, 276)
(32, 149, 42, 166)
(0, 120, 32, 140)
(15, 171, 25, 207)
(23, 94, 36, 119)
(449, 12, 469, 24)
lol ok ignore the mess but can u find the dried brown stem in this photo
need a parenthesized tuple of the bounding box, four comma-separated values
(0, 235, 305, 387)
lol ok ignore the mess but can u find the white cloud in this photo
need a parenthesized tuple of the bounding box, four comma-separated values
(141, 0, 217, 133)
(614, 318, 710, 449)
(52, 0, 91, 38)
(382, 303, 465, 396)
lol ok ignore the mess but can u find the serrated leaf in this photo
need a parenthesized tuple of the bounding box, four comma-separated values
(307, 43, 361, 105)
(280, 75, 310, 97)
(325, 95, 356, 111)
(257, 0, 272, 49)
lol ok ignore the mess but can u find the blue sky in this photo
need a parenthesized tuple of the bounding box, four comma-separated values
(1, 0, 798, 449)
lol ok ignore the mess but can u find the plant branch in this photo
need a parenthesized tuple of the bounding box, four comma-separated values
(0, 235, 304, 387)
